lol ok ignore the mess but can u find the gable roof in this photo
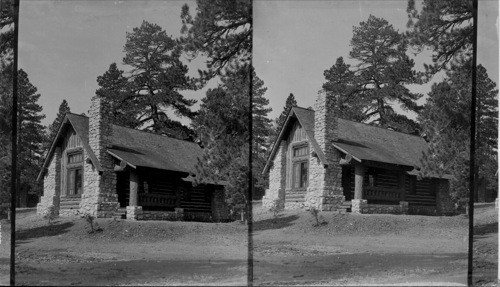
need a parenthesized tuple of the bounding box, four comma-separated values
(37, 113, 102, 181)
(264, 106, 431, 174)
(107, 124, 202, 174)
(38, 113, 203, 181)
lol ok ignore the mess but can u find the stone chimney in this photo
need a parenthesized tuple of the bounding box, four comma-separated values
(82, 95, 119, 218)
(314, 91, 338, 153)
(305, 91, 344, 211)
(89, 95, 112, 161)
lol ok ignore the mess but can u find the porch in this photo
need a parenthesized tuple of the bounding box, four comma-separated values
(115, 166, 217, 220)
(341, 160, 437, 214)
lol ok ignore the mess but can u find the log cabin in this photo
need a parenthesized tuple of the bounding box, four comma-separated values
(262, 93, 455, 215)
(36, 96, 230, 221)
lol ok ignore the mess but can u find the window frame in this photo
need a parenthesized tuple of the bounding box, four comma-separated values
(65, 150, 84, 197)
(291, 143, 309, 190)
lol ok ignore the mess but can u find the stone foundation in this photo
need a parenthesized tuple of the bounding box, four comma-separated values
(126, 206, 143, 220)
(59, 208, 80, 217)
(351, 199, 367, 214)
(136, 210, 213, 222)
(357, 201, 409, 214)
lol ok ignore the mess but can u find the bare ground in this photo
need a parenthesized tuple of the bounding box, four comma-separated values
(252, 203, 469, 286)
(13, 211, 248, 286)
(473, 202, 498, 286)
(3, 203, 496, 286)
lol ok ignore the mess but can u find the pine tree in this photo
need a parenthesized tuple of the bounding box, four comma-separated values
(96, 63, 140, 129)
(406, 0, 473, 72)
(276, 93, 297, 131)
(321, 15, 423, 134)
(96, 21, 197, 140)
(180, 0, 252, 76)
(419, 62, 498, 202)
(192, 65, 273, 208)
(46, 99, 70, 147)
(321, 57, 367, 122)
(16, 69, 46, 206)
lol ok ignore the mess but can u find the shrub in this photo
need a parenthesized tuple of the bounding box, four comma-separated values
(81, 213, 103, 234)
(309, 207, 326, 227)
(43, 205, 57, 225)
(269, 199, 284, 220)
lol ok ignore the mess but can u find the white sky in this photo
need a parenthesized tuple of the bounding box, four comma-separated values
(18, 0, 499, 126)
(254, 0, 499, 121)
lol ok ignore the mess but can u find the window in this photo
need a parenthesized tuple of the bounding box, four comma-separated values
(68, 152, 83, 164)
(67, 167, 83, 195)
(292, 144, 309, 189)
(293, 161, 308, 188)
(293, 146, 308, 157)
(67, 151, 83, 196)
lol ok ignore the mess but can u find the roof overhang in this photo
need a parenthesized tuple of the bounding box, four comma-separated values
(263, 107, 328, 174)
(36, 114, 102, 182)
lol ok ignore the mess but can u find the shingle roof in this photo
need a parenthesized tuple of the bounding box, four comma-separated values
(264, 106, 431, 173)
(108, 124, 202, 174)
(38, 113, 203, 181)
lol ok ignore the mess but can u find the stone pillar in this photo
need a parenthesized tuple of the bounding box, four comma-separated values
(305, 91, 344, 211)
(126, 206, 143, 220)
(351, 199, 367, 214)
(399, 201, 409, 214)
(129, 170, 138, 206)
(37, 147, 62, 217)
(398, 172, 405, 201)
(354, 163, 364, 200)
(81, 95, 119, 218)
(262, 140, 287, 209)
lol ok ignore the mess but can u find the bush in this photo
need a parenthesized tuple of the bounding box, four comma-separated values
(269, 199, 284, 220)
(309, 207, 326, 227)
(43, 205, 57, 225)
(81, 213, 103, 234)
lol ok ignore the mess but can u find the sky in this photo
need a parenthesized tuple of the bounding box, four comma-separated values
(254, 0, 499, 120)
(18, 0, 499, 127)
(19, 0, 216, 126)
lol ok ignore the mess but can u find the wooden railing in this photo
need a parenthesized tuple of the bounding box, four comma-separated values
(138, 193, 177, 208)
(364, 187, 401, 202)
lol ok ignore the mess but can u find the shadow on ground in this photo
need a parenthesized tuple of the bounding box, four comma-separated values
(474, 222, 498, 238)
(16, 221, 74, 244)
(253, 215, 299, 232)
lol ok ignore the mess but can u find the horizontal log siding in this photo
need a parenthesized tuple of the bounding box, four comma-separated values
(180, 184, 212, 213)
(135, 169, 212, 213)
(405, 176, 436, 206)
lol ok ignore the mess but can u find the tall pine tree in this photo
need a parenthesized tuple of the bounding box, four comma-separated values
(192, 65, 272, 209)
(321, 15, 423, 134)
(16, 69, 46, 206)
(45, 99, 70, 148)
(419, 63, 498, 202)
(180, 0, 252, 76)
(406, 0, 473, 72)
(96, 21, 197, 140)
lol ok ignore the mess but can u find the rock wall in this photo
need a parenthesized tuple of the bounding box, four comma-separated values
(37, 147, 62, 217)
(262, 141, 286, 209)
(82, 96, 119, 218)
(305, 92, 344, 211)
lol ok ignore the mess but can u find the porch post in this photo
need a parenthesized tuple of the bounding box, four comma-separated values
(398, 172, 405, 201)
(354, 163, 364, 199)
(126, 170, 142, 220)
(129, 170, 138, 206)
